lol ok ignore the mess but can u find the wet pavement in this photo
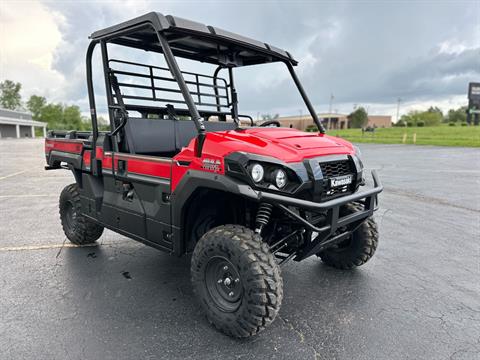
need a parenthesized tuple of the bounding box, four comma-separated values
(0, 139, 479, 359)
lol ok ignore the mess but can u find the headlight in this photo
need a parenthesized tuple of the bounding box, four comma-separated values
(274, 169, 287, 188)
(250, 163, 264, 183)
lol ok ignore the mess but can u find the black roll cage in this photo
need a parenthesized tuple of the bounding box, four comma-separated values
(86, 15, 325, 167)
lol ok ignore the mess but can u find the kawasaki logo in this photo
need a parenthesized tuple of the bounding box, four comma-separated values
(330, 175, 353, 187)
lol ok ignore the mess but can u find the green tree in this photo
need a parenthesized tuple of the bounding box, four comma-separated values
(26, 95, 47, 120)
(403, 110, 442, 127)
(63, 105, 83, 130)
(397, 114, 412, 127)
(418, 111, 442, 126)
(446, 107, 467, 123)
(0, 80, 22, 110)
(427, 106, 443, 117)
(40, 103, 64, 129)
(96, 116, 111, 131)
(348, 107, 368, 128)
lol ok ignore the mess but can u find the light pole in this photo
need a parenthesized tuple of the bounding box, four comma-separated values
(396, 97, 402, 126)
(366, 105, 370, 128)
(328, 93, 334, 130)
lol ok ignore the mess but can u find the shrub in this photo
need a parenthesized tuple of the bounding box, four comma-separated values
(403, 109, 442, 126)
(461, 122, 468, 126)
(305, 125, 318, 132)
(407, 121, 413, 127)
(448, 122, 456, 126)
(417, 120, 425, 127)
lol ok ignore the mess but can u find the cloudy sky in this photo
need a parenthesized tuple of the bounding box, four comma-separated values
(1, 0, 479, 121)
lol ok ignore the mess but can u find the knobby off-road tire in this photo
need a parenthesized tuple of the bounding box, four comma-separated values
(191, 225, 283, 338)
(59, 184, 104, 245)
(318, 203, 378, 270)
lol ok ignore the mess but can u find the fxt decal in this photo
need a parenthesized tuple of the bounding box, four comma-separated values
(202, 158, 222, 172)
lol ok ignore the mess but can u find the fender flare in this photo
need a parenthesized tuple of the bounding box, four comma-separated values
(169, 170, 259, 254)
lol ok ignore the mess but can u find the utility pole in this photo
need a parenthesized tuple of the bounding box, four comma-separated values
(366, 105, 370, 128)
(328, 93, 334, 130)
(396, 97, 402, 126)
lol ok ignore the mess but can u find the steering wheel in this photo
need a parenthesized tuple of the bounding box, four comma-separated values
(238, 115, 255, 126)
(259, 120, 281, 127)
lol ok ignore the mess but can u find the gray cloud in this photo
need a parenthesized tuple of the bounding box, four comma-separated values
(41, 0, 479, 116)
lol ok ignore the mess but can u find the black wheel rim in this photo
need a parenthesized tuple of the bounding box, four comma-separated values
(204, 256, 243, 312)
(330, 227, 354, 252)
(64, 200, 75, 229)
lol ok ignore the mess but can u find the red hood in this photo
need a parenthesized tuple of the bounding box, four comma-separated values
(191, 128, 355, 163)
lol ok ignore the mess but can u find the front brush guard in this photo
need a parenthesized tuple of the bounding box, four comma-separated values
(256, 170, 383, 261)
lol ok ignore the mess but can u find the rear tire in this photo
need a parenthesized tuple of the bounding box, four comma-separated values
(191, 225, 283, 338)
(317, 203, 378, 270)
(59, 184, 104, 245)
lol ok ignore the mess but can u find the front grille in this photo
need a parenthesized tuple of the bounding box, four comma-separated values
(318, 159, 356, 201)
(319, 160, 353, 178)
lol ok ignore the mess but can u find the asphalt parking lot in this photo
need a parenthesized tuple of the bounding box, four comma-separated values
(0, 139, 479, 360)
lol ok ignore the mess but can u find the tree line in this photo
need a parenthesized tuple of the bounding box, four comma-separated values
(0, 80, 108, 131)
(396, 106, 468, 127)
(348, 105, 469, 128)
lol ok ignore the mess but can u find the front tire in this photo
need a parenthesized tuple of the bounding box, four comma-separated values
(59, 184, 104, 245)
(318, 203, 378, 270)
(191, 225, 283, 338)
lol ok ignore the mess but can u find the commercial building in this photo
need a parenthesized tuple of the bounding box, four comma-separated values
(278, 113, 349, 131)
(0, 108, 47, 138)
(277, 113, 392, 131)
(365, 115, 392, 128)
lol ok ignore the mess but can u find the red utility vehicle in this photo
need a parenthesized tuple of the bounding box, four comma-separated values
(45, 13, 382, 337)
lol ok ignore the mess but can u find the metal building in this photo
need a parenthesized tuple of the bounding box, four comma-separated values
(0, 108, 47, 138)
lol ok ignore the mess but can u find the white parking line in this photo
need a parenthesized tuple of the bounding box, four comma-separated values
(0, 194, 54, 198)
(0, 170, 27, 181)
(0, 243, 99, 252)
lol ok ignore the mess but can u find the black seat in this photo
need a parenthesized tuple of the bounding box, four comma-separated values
(124, 118, 176, 155)
(123, 117, 236, 156)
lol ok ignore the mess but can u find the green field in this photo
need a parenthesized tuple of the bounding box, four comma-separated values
(328, 125, 480, 147)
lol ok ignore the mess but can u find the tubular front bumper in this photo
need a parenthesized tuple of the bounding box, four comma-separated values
(257, 170, 383, 261)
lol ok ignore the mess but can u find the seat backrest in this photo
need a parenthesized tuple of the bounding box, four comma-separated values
(174, 121, 197, 150)
(175, 121, 236, 149)
(124, 118, 176, 154)
(124, 117, 236, 155)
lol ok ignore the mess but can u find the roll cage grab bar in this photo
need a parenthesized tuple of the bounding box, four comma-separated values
(86, 27, 326, 168)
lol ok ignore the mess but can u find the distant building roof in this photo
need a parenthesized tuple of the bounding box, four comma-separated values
(317, 113, 349, 119)
(278, 113, 349, 121)
(0, 108, 46, 127)
(0, 108, 33, 120)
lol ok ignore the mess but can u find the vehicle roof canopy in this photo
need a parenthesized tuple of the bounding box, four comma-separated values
(90, 12, 297, 67)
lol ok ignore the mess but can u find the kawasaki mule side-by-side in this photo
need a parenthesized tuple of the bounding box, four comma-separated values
(45, 12, 382, 337)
